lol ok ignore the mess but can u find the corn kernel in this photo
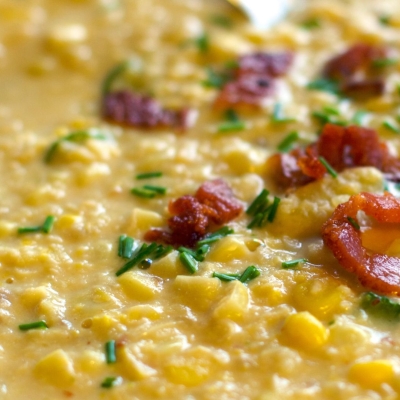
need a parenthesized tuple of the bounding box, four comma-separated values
(173, 275, 222, 312)
(46, 24, 87, 50)
(117, 347, 156, 380)
(126, 208, 164, 236)
(118, 271, 163, 301)
(91, 314, 119, 337)
(77, 350, 105, 374)
(56, 214, 83, 231)
(207, 237, 250, 263)
(281, 311, 329, 350)
(349, 360, 395, 389)
(213, 280, 249, 322)
(34, 349, 75, 387)
(124, 305, 162, 322)
(150, 251, 186, 278)
(20, 286, 48, 308)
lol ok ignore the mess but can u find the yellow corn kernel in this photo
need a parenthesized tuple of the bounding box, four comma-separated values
(92, 287, 113, 303)
(292, 278, 348, 321)
(366, 96, 393, 112)
(125, 208, 164, 236)
(281, 311, 329, 350)
(20, 286, 49, 308)
(77, 350, 105, 374)
(34, 349, 75, 387)
(222, 148, 258, 174)
(208, 32, 252, 61)
(173, 275, 222, 312)
(0, 221, 17, 237)
(349, 360, 395, 389)
(252, 283, 287, 306)
(91, 314, 119, 337)
(46, 24, 87, 51)
(118, 271, 163, 301)
(213, 280, 249, 322)
(150, 251, 185, 278)
(117, 347, 156, 380)
(76, 162, 110, 185)
(207, 237, 250, 263)
(124, 305, 162, 322)
(164, 348, 214, 386)
(56, 214, 83, 231)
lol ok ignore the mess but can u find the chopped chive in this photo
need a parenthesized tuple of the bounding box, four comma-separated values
(318, 156, 338, 178)
(267, 197, 280, 222)
(41, 215, 55, 234)
(102, 60, 130, 95)
(19, 320, 48, 331)
(372, 58, 398, 68)
(277, 131, 299, 152)
(306, 78, 340, 95)
(105, 340, 117, 364)
(382, 120, 400, 134)
(118, 235, 135, 259)
(115, 242, 158, 276)
(301, 18, 320, 29)
(379, 15, 391, 25)
(272, 103, 296, 123)
(131, 187, 156, 198)
(195, 244, 210, 261)
(212, 272, 239, 281)
(118, 235, 126, 257)
(282, 258, 307, 269)
(246, 189, 269, 215)
(179, 251, 198, 274)
(153, 244, 173, 260)
(225, 109, 240, 122)
(142, 185, 167, 195)
(217, 121, 246, 132)
(18, 215, 55, 235)
(210, 14, 233, 28)
(178, 246, 198, 258)
(352, 110, 368, 126)
(101, 376, 122, 389)
(238, 265, 260, 283)
(45, 130, 108, 163)
(202, 67, 228, 88)
(197, 226, 234, 246)
(361, 291, 400, 320)
(347, 216, 360, 230)
(323, 105, 340, 116)
(136, 171, 163, 180)
(194, 33, 209, 53)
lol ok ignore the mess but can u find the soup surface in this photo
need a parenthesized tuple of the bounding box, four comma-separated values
(1, 0, 400, 399)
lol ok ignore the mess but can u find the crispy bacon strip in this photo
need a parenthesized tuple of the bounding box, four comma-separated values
(323, 43, 388, 99)
(102, 90, 194, 130)
(215, 52, 293, 108)
(322, 192, 400, 295)
(144, 179, 242, 247)
(268, 124, 400, 190)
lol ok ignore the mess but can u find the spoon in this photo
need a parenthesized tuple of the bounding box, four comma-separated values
(225, 0, 291, 29)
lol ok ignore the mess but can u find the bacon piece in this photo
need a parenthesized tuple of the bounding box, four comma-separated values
(322, 192, 400, 295)
(268, 124, 400, 190)
(144, 179, 243, 248)
(322, 43, 388, 99)
(102, 90, 194, 130)
(215, 52, 293, 108)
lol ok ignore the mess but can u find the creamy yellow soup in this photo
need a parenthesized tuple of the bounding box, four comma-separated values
(1, 0, 400, 399)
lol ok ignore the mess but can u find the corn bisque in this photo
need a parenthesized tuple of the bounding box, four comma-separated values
(1, 0, 400, 399)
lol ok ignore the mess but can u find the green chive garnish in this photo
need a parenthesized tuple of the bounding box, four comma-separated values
(352, 110, 368, 126)
(131, 187, 156, 199)
(282, 258, 307, 269)
(272, 103, 296, 123)
(45, 130, 108, 163)
(18, 215, 55, 235)
(118, 235, 135, 259)
(197, 226, 234, 246)
(153, 244, 173, 260)
(318, 156, 338, 178)
(179, 251, 198, 274)
(347, 216, 360, 230)
(277, 131, 299, 152)
(218, 109, 245, 132)
(136, 171, 163, 180)
(238, 265, 260, 283)
(307, 78, 340, 95)
(379, 15, 391, 25)
(301, 18, 320, 29)
(142, 185, 167, 195)
(212, 272, 240, 281)
(210, 14, 233, 28)
(102, 61, 130, 95)
(267, 196, 280, 222)
(195, 244, 211, 261)
(382, 121, 400, 134)
(105, 340, 116, 364)
(372, 58, 398, 68)
(19, 320, 48, 331)
(202, 67, 229, 88)
(116, 242, 158, 276)
(246, 189, 269, 215)
(195, 33, 209, 53)
(101, 376, 122, 389)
